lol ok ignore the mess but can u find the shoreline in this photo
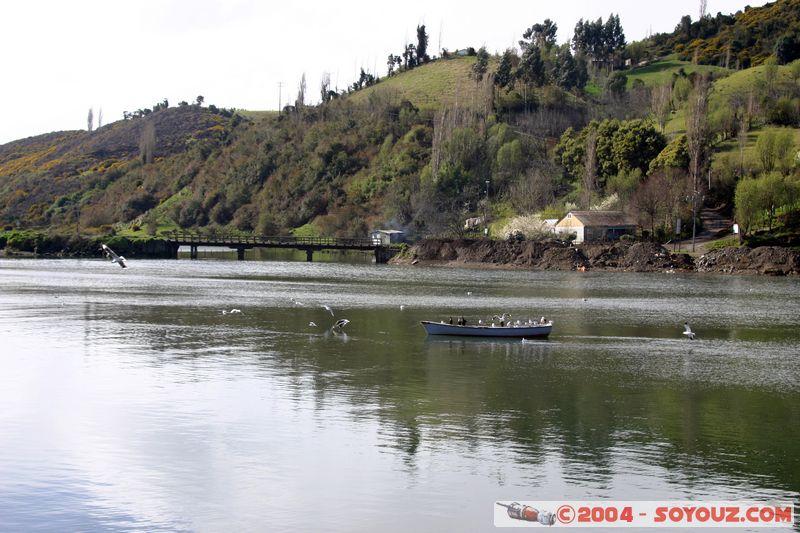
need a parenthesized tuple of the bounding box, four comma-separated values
(391, 238, 800, 276)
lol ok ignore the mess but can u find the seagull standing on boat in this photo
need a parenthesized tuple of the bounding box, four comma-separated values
(683, 322, 696, 340)
(101, 244, 127, 268)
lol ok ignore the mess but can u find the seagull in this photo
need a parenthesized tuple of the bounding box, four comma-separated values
(308, 321, 317, 327)
(322, 305, 334, 316)
(332, 318, 350, 331)
(683, 322, 696, 340)
(291, 298, 304, 306)
(466, 291, 473, 296)
(101, 244, 127, 268)
(222, 308, 242, 315)
(400, 305, 405, 311)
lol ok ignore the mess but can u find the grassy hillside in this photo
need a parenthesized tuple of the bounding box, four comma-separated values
(626, 58, 730, 88)
(350, 56, 479, 110)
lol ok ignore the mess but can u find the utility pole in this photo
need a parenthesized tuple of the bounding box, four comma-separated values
(277, 82, 284, 115)
(484, 180, 490, 237)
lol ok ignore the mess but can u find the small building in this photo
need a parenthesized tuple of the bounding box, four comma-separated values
(370, 229, 405, 245)
(554, 211, 637, 243)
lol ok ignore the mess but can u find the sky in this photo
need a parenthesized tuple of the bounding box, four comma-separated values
(0, 0, 769, 145)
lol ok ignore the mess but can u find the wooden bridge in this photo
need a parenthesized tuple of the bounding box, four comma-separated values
(162, 231, 397, 263)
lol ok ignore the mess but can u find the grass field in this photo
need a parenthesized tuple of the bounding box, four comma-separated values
(349, 56, 482, 110)
(238, 110, 279, 120)
(626, 59, 731, 89)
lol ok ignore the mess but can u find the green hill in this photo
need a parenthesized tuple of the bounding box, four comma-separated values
(3, 3, 800, 253)
(351, 56, 479, 110)
(626, 58, 730, 88)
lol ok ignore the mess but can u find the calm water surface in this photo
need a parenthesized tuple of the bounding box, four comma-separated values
(1, 258, 798, 532)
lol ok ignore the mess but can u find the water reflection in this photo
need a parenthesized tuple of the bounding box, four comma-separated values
(1, 259, 798, 531)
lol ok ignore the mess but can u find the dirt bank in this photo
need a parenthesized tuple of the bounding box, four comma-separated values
(696, 246, 800, 275)
(392, 239, 799, 275)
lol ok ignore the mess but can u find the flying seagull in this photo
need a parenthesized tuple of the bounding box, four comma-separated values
(683, 322, 696, 340)
(101, 244, 127, 268)
(222, 309, 242, 315)
(322, 305, 334, 316)
(332, 318, 350, 331)
(309, 321, 317, 327)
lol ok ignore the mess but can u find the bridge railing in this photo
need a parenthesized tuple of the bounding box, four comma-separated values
(163, 230, 381, 248)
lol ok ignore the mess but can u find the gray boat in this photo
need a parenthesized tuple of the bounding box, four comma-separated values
(420, 320, 552, 338)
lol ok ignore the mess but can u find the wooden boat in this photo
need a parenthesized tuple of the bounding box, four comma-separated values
(420, 320, 552, 338)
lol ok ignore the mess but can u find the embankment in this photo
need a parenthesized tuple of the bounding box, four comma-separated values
(392, 238, 800, 275)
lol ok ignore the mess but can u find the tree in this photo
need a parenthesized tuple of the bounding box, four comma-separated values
(756, 130, 777, 173)
(651, 83, 672, 131)
(195, 95, 204, 106)
(320, 72, 332, 103)
(552, 45, 579, 91)
(139, 119, 156, 165)
(98, 108, 103, 129)
(87, 107, 94, 132)
(521, 19, 558, 51)
(582, 131, 598, 209)
(631, 174, 663, 236)
(471, 46, 490, 81)
(572, 14, 625, 68)
(686, 75, 709, 193)
(775, 31, 800, 64)
(606, 71, 627, 96)
(416, 25, 429, 64)
(494, 49, 516, 89)
(774, 129, 795, 175)
(603, 13, 626, 68)
(734, 178, 760, 236)
(402, 43, 417, 69)
(296, 73, 306, 109)
(516, 44, 545, 87)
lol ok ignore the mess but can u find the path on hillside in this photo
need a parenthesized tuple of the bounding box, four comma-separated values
(677, 205, 734, 254)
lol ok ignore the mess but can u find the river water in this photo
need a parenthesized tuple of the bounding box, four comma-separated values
(0, 258, 798, 532)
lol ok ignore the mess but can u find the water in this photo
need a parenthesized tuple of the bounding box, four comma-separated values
(1, 258, 798, 532)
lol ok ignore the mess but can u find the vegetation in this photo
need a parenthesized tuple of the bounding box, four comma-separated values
(2, 0, 800, 252)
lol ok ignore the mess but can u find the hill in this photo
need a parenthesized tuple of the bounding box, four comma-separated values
(350, 56, 480, 110)
(0, 105, 236, 230)
(646, 0, 800, 67)
(2, 4, 800, 254)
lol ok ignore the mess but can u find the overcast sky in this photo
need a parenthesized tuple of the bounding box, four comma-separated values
(0, 0, 768, 145)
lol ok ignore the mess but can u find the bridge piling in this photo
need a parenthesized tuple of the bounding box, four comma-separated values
(190, 245, 198, 260)
(305, 249, 313, 262)
(237, 247, 245, 260)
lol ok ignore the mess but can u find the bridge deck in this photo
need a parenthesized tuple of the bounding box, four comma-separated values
(163, 231, 380, 250)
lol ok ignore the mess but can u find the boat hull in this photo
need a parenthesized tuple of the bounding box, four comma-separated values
(420, 321, 551, 338)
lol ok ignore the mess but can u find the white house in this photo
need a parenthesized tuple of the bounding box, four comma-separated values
(554, 211, 637, 243)
(370, 229, 405, 245)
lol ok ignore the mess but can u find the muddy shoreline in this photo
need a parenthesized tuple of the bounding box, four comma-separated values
(391, 239, 800, 276)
